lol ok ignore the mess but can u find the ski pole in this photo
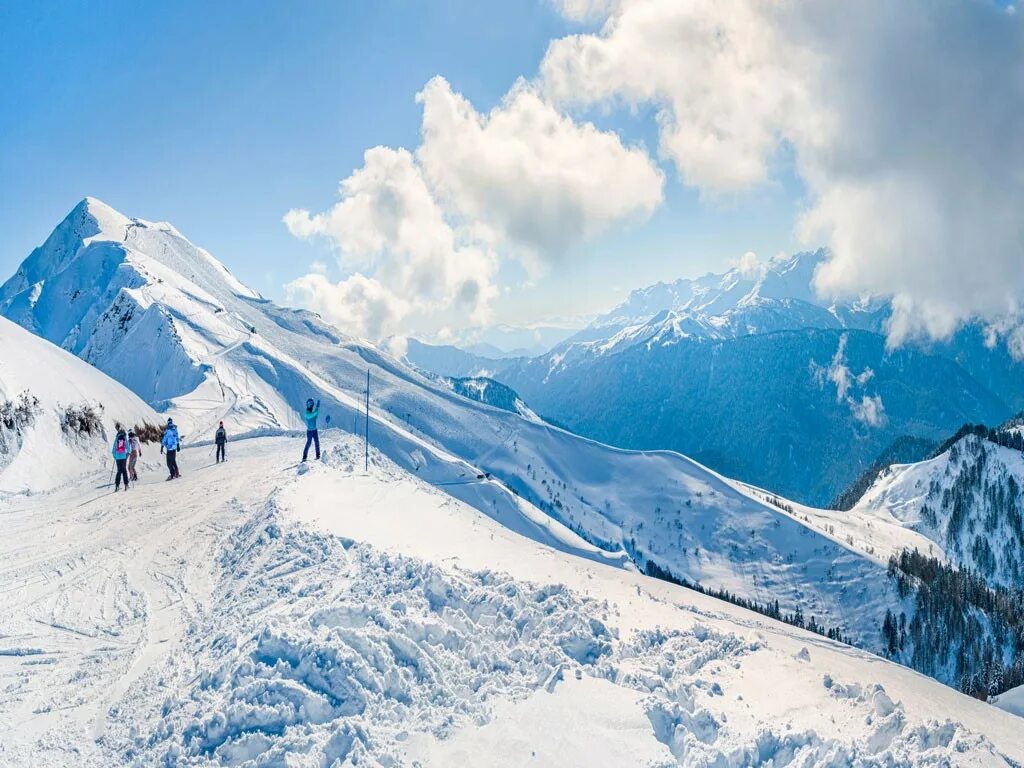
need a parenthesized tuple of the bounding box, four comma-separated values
(109, 460, 115, 486)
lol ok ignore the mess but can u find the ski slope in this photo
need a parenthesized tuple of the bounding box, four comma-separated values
(1, 433, 1021, 766)
(0, 316, 158, 494)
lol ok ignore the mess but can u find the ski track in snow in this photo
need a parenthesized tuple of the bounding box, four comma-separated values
(1, 435, 1022, 767)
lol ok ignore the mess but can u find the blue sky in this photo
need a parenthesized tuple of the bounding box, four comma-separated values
(0, 0, 802, 331)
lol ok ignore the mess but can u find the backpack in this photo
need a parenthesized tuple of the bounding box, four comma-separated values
(116, 434, 127, 454)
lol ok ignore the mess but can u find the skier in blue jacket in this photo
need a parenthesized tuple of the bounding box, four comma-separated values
(302, 398, 320, 462)
(160, 417, 182, 480)
(111, 427, 131, 491)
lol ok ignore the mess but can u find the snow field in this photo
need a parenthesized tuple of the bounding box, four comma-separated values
(130, 438, 1024, 763)
(1, 435, 1023, 765)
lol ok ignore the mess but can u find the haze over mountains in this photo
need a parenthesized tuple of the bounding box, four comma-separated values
(408, 251, 1024, 506)
(3, 199, 1024, 763)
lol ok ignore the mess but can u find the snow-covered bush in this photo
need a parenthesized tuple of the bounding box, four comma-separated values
(0, 391, 39, 432)
(60, 403, 105, 439)
(131, 421, 163, 444)
(0, 391, 41, 456)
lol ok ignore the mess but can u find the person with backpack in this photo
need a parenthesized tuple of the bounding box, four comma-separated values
(128, 429, 141, 481)
(215, 421, 227, 463)
(160, 417, 182, 480)
(112, 427, 131, 491)
(301, 398, 320, 462)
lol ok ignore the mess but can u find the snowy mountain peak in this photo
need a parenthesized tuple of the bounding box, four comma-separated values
(0, 200, 281, 426)
(534, 248, 889, 366)
(0, 198, 127, 307)
(76, 196, 133, 236)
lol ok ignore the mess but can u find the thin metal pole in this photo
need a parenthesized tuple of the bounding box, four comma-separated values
(364, 368, 370, 473)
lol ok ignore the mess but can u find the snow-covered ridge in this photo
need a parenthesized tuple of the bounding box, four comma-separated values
(442, 375, 540, 420)
(854, 433, 1024, 588)
(553, 249, 888, 359)
(3, 200, 1024, 759)
(5, 198, 1018, 699)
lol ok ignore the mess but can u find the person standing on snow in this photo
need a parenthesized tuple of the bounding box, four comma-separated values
(160, 417, 182, 480)
(301, 398, 320, 462)
(215, 421, 227, 463)
(112, 427, 131, 491)
(127, 429, 141, 482)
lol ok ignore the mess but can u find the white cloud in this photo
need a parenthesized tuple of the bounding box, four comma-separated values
(542, 0, 807, 192)
(730, 251, 764, 280)
(286, 272, 411, 342)
(542, 0, 1024, 348)
(285, 77, 662, 342)
(550, 0, 621, 23)
(812, 334, 886, 428)
(416, 76, 663, 257)
(851, 394, 887, 428)
(284, 146, 498, 341)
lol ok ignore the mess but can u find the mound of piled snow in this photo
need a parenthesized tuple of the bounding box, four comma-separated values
(0, 317, 158, 493)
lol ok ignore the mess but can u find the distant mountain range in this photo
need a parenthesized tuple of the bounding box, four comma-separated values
(407, 251, 1024, 506)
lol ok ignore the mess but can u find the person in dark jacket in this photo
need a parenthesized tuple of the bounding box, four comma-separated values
(215, 421, 227, 463)
(302, 398, 320, 462)
(160, 418, 182, 480)
(112, 428, 131, 491)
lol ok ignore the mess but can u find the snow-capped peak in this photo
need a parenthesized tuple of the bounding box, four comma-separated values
(542, 248, 887, 362)
(77, 196, 133, 237)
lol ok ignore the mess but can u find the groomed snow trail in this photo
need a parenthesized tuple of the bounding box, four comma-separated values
(1, 435, 1022, 766)
(0, 442, 286, 765)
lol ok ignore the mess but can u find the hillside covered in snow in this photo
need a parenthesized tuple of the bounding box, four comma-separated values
(0, 199, 919, 650)
(0, 316, 158, 493)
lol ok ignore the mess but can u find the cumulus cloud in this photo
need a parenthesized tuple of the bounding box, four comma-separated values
(284, 146, 497, 340)
(542, 0, 1024, 348)
(285, 76, 662, 342)
(286, 272, 411, 342)
(542, 0, 807, 192)
(550, 0, 621, 23)
(417, 77, 663, 257)
(730, 251, 764, 280)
